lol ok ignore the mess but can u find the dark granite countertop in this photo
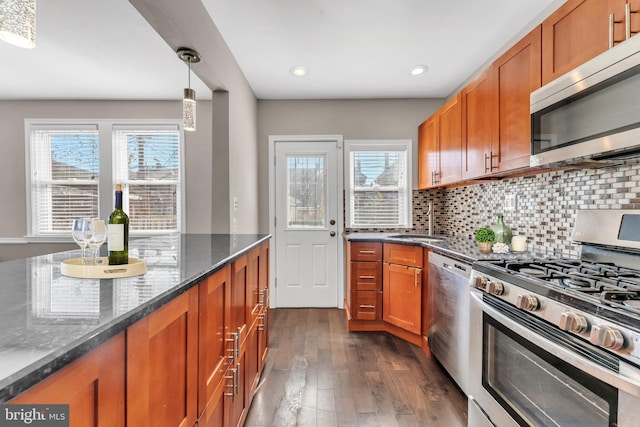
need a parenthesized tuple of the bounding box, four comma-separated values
(344, 232, 544, 264)
(0, 233, 270, 402)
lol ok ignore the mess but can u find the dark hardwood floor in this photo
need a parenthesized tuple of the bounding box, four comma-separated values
(245, 308, 468, 427)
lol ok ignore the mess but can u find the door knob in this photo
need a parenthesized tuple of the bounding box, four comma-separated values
(330, 231, 336, 237)
(330, 219, 336, 225)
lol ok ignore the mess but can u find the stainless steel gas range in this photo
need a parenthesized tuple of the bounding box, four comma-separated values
(468, 210, 640, 427)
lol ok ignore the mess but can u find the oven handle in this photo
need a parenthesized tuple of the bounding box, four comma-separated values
(471, 291, 640, 398)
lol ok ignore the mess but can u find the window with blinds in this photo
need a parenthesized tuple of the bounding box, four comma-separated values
(113, 126, 181, 232)
(29, 126, 100, 235)
(27, 121, 183, 237)
(345, 140, 412, 228)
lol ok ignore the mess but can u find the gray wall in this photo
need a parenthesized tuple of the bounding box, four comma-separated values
(0, 99, 214, 260)
(132, 0, 261, 235)
(256, 98, 445, 233)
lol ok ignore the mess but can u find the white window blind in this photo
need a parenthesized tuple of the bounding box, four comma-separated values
(113, 126, 181, 233)
(27, 120, 183, 238)
(345, 140, 412, 228)
(29, 125, 100, 235)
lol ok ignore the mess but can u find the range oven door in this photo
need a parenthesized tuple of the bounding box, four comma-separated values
(469, 289, 640, 427)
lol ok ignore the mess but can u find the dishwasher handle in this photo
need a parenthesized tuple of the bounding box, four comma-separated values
(428, 251, 471, 280)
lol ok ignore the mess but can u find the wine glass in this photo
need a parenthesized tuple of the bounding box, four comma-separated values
(87, 219, 107, 265)
(71, 218, 90, 263)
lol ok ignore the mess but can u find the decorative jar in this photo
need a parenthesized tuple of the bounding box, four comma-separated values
(491, 214, 513, 245)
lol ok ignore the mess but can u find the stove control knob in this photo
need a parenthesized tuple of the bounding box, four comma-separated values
(589, 326, 625, 351)
(516, 295, 539, 311)
(472, 276, 488, 290)
(486, 281, 505, 296)
(559, 312, 589, 334)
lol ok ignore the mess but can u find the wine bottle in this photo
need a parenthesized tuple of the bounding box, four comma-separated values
(108, 184, 129, 265)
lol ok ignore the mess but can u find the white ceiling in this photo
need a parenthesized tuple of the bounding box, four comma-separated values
(0, 0, 210, 100)
(202, 0, 565, 99)
(0, 0, 565, 101)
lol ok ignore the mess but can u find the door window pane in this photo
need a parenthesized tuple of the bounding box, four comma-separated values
(286, 155, 327, 228)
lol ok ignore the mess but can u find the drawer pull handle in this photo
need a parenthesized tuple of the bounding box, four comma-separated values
(359, 250, 376, 254)
(359, 275, 376, 279)
(359, 305, 375, 309)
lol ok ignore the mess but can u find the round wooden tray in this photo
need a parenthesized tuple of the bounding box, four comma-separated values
(61, 257, 146, 278)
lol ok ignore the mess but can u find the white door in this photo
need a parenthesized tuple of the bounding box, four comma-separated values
(274, 140, 340, 307)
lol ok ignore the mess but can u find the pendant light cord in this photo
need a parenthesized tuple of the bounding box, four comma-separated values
(187, 58, 192, 90)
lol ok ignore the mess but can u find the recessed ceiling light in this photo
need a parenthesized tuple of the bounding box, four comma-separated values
(290, 66, 308, 77)
(410, 65, 428, 76)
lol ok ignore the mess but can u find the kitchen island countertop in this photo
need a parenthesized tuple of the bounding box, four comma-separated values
(0, 233, 270, 402)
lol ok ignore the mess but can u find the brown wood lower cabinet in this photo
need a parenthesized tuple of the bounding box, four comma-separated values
(200, 241, 270, 427)
(127, 286, 199, 427)
(10, 333, 125, 427)
(346, 241, 427, 350)
(198, 266, 232, 426)
(10, 240, 271, 427)
(383, 262, 422, 335)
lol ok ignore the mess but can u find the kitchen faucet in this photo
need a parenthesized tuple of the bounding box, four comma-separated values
(427, 202, 434, 236)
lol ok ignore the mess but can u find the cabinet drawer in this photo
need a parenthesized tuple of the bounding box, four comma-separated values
(350, 261, 382, 291)
(350, 292, 382, 321)
(350, 242, 382, 261)
(383, 243, 423, 268)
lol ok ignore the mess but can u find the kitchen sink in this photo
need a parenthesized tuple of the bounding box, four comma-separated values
(386, 234, 444, 243)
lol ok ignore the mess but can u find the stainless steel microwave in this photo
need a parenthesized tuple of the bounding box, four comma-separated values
(530, 34, 640, 168)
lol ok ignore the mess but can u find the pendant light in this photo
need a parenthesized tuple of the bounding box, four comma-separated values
(176, 47, 200, 132)
(0, 0, 36, 49)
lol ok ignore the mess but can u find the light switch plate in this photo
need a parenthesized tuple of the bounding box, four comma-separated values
(505, 194, 517, 211)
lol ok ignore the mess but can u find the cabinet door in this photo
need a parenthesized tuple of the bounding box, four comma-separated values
(127, 287, 198, 427)
(542, 0, 609, 84)
(418, 115, 438, 189)
(247, 247, 261, 328)
(245, 322, 260, 401)
(226, 349, 247, 427)
(258, 304, 269, 371)
(198, 266, 231, 418)
(258, 241, 270, 310)
(232, 254, 249, 344)
(437, 93, 462, 185)
(257, 241, 270, 372)
(462, 67, 495, 179)
(383, 263, 422, 335)
(492, 25, 542, 172)
(227, 255, 250, 427)
(11, 333, 125, 427)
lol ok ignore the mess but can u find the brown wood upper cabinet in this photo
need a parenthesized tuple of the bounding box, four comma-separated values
(461, 26, 541, 179)
(491, 25, 542, 172)
(461, 67, 495, 180)
(418, 94, 462, 188)
(541, 0, 610, 85)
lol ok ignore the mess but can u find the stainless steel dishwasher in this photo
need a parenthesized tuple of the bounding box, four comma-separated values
(427, 251, 471, 395)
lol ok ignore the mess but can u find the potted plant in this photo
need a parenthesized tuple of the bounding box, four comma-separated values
(475, 228, 496, 253)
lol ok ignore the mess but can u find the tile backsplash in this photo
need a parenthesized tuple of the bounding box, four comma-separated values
(348, 159, 640, 257)
(415, 159, 640, 256)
